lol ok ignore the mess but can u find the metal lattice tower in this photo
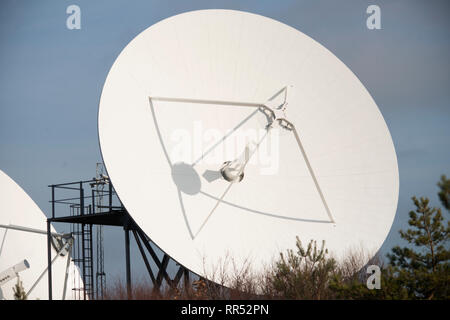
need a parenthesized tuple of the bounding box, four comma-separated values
(94, 163, 106, 299)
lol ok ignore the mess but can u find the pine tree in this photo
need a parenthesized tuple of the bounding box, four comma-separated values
(388, 196, 449, 299)
(268, 237, 338, 299)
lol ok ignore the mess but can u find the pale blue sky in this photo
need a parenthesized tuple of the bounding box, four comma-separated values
(0, 0, 449, 283)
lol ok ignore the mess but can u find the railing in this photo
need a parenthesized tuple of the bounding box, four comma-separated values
(48, 178, 119, 300)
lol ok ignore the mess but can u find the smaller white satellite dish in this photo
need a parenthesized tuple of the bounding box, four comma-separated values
(0, 169, 84, 300)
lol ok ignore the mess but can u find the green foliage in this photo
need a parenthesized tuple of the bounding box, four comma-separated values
(268, 237, 338, 299)
(438, 175, 450, 211)
(387, 196, 449, 299)
(330, 176, 450, 300)
(13, 277, 27, 300)
(331, 266, 398, 299)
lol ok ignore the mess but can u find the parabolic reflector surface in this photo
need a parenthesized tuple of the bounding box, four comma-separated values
(98, 9, 399, 278)
(0, 170, 83, 300)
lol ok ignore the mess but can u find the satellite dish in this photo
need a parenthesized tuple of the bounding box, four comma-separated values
(0, 170, 83, 300)
(98, 10, 399, 280)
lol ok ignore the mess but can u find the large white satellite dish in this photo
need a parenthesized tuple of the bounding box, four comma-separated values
(0, 170, 83, 300)
(98, 10, 399, 279)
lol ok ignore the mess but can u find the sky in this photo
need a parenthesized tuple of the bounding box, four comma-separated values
(0, 0, 449, 286)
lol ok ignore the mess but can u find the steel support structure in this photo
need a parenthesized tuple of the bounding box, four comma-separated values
(47, 178, 189, 300)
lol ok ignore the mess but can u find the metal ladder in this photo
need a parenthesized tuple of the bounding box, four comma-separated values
(70, 205, 94, 300)
(81, 223, 94, 299)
